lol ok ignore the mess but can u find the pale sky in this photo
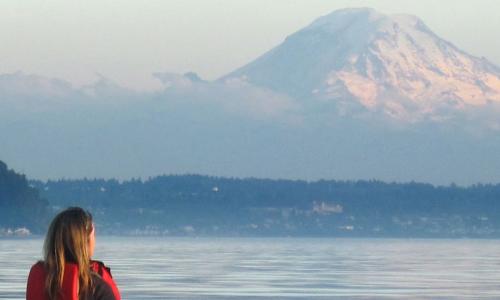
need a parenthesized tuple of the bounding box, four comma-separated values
(1, 0, 499, 90)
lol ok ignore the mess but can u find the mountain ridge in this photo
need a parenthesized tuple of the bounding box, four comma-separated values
(221, 7, 500, 121)
(1, 8, 500, 184)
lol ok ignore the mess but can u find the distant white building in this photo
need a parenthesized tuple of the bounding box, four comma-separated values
(312, 201, 343, 215)
(14, 227, 31, 236)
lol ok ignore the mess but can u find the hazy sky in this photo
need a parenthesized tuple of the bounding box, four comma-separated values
(2, 0, 499, 90)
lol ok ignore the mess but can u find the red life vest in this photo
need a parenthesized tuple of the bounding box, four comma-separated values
(26, 260, 121, 300)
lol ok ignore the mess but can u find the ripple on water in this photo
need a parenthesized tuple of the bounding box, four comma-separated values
(2, 237, 500, 299)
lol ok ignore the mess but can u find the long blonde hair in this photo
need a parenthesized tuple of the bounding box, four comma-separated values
(43, 207, 94, 300)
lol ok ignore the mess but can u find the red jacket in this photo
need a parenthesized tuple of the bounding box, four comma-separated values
(26, 261, 121, 300)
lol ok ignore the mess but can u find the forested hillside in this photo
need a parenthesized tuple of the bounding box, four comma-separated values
(0, 161, 48, 234)
(31, 175, 500, 237)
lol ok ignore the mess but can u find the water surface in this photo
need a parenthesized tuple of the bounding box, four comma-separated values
(2, 237, 500, 299)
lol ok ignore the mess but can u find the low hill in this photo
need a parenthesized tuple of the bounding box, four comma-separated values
(0, 160, 48, 234)
(31, 175, 500, 237)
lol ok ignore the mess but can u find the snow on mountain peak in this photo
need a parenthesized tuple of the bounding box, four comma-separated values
(222, 8, 500, 121)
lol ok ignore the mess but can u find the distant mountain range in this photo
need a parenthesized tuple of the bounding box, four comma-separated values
(1, 8, 500, 184)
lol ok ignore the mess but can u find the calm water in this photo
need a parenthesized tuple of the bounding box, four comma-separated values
(2, 237, 500, 299)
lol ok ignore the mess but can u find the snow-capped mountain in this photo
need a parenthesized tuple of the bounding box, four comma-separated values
(2, 7, 500, 184)
(221, 8, 500, 120)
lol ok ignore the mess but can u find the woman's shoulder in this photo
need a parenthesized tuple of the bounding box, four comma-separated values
(90, 260, 112, 275)
(90, 273, 116, 300)
(27, 261, 48, 300)
(90, 260, 121, 300)
(27, 261, 46, 283)
(30, 260, 45, 271)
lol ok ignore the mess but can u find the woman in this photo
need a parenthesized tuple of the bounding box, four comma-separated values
(26, 207, 121, 300)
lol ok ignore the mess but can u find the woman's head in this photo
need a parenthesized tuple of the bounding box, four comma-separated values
(43, 207, 94, 299)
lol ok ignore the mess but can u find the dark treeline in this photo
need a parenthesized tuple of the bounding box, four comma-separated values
(0, 161, 48, 233)
(30, 175, 500, 237)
